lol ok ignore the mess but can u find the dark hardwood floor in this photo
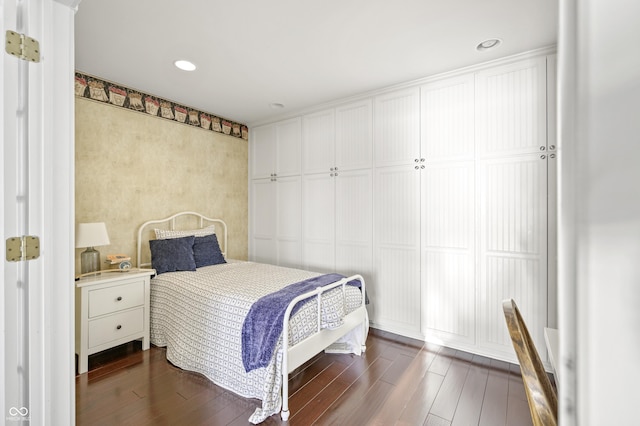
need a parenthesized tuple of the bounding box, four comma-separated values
(76, 329, 535, 425)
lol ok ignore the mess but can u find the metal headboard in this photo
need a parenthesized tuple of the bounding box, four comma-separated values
(136, 211, 228, 268)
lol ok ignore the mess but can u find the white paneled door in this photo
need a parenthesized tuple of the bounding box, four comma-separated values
(335, 169, 373, 280)
(421, 162, 476, 345)
(303, 109, 335, 174)
(250, 117, 302, 179)
(250, 124, 276, 179)
(250, 179, 277, 264)
(373, 165, 421, 336)
(250, 176, 302, 268)
(374, 88, 420, 167)
(275, 118, 302, 177)
(2, 0, 76, 423)
(420, 73, 476, 347)
(303, 169, 373, 279)
(275, 176, 303, 268)
(335, 99, 373, 171)
(478, 154, 548, 358)
(303, 173, 335, 273)
(421, 73, 475, 162)
(475, 57, 548, 157)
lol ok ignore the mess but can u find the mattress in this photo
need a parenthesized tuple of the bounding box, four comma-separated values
(149, 260, 363, 423)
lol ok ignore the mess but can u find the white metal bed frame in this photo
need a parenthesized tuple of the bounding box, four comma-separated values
(136, 211, 367, 421)
(136, 211, 228, 268)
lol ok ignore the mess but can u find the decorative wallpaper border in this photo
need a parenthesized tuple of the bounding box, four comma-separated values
(74, 72, 248, 140)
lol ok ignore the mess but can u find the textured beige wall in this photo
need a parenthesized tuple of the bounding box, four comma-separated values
(75, 97, 248, 274)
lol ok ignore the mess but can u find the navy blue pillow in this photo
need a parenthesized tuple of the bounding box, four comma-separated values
(149, 235, 196, 275)
(193, 234, 226, 267)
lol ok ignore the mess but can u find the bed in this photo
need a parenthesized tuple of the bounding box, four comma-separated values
(136, 211, 368, 423)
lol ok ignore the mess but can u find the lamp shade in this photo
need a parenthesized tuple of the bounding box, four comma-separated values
(76, 222, 110, 248)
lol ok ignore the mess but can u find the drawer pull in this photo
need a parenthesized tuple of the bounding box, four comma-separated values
(116, 296, 122, 301)
(116, 325, 122, 330)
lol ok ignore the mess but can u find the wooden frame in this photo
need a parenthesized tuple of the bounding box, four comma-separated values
(503, 299, 557, 425)
(136, 211, 367, 421)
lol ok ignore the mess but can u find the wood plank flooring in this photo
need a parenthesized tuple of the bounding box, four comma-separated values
(76, 329, 534, 425)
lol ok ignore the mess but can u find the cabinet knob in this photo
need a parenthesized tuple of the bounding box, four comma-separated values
(540, 154, 546, 160)
(334, 172, 339, 177)
(420, 158, 425, 162)
(116, 325, 122, 330)
(334, 167, 338, 171)
(415, 165, 420, 170)
(421, 165, 425, 169)
(414, 158, 419, 163)
(550, 153, 556, 159)
(549, 145, 556, 151)
(330, 173, 334, 177)
(540, 146, 546, 151)
(116, 296, 122, 301)
(330, 167, 334, 172)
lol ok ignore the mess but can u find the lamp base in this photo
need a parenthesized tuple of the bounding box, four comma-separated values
(81, 247, 101, 274)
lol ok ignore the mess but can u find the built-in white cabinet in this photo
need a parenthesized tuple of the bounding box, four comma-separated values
(251, 117, 302, 179)
(249, 52, 556, 365)
(370, 56, 554, 360)
(303, 169, 373, 279)
(303, 100, 373, 174)
(302, 100, 373, 281)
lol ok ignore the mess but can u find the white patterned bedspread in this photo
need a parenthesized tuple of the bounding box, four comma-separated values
(150, 260, 364, 423)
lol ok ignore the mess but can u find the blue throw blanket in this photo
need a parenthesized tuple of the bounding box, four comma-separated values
(241, 273, 362, 372)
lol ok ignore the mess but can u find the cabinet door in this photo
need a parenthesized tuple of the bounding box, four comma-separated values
(421, 161, 475, 345)
(373, 165, 421, 336)
(335, 169, 373, 281)
(303, 109, 335, 174)
(303, 173, 335, 273)
(336, 99, 373, 171)
(276, 176, 303, 268)
(276, 118, 302, 177)
(477, 154, 548, 359)
(250, 178, 277, 264)
(250, 124, 276, 179)
(421, 74, 475, 162)
(476, 57, 547, 157)
(374, 88, 420, 167)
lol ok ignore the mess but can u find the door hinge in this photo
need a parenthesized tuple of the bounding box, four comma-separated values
(5, 30, 40, 63)
(6, 236, 40, 262)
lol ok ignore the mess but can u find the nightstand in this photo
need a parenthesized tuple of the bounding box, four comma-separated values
(75, 268, 155, 374)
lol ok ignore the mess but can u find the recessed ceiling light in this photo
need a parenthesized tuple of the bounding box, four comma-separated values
(269, 103, 285, 109)
(174, 60, 196, 71)
(476, 38, 502, 51)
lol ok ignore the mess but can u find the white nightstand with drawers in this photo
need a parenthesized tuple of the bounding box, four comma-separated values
(75, 268, 155, 374)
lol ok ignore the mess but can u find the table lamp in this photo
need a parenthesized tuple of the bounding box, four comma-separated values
(76, 222, 110, 274)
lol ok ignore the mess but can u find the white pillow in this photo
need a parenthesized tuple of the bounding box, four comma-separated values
(154, 225, 215, 240)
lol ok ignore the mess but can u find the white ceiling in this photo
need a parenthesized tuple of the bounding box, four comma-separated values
(74, 0, 558, 126)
